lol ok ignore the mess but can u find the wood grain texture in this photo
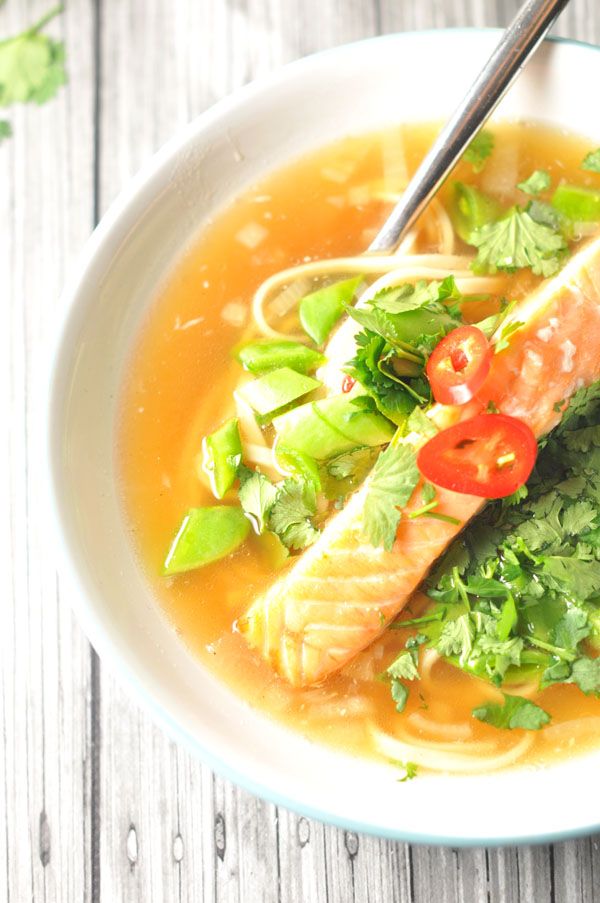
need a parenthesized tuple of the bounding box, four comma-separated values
(3, 0, 600, 901)
(1, 2, 97, 902)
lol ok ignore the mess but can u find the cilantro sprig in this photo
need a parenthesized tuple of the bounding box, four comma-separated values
(469, 206, 568, 277)
(239, 469, 319, 551)
(362, 441, 420, 551)
(344, 278, 462, 422)
(389, 380, 600, 727)
(0, 4, 67, 141)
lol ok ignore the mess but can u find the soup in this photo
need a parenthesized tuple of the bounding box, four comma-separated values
(119, 123, 600, 777)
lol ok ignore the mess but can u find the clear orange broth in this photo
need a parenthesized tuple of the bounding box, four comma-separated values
(118, 123, 600, 768)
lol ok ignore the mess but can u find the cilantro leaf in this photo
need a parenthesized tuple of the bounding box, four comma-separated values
(542, 556, 600, 601)
(0, 6, 67, 107)
(395, 761, 418, 782)
(553, 607, 591, 650)
(436, 614, 474, 664)
(472, 693, 550, 730)
(387, 651, 419, 681)
(268, 478, 320, 551)
(390, 680, 408, 713)
(469, 207, 568, 277)
(463, 130, 494, 172)
(570, 656, 600, 694)
(562, 499, 597, 536)
(0, 118, 10, 142)
(326, 446, 377, 482)
(238, 471, 278, 534)
(362, 443, 419, 550)
(517, 170, 551, 196)
(582, 149, 600, 173)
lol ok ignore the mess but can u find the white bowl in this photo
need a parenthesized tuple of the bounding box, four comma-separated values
(48, 29, 600, 845)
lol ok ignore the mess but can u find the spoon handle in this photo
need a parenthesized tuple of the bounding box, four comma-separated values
(369, 0, 571, 253)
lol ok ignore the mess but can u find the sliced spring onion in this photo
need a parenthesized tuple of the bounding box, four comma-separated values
(299, 276, 363, 345)
(163, 507, 250, 575)
(552, 183, 600, 222)
(273, 394, 394, 460)
(238, 367, 322, 423)
(202, 418, 242, 499)
(235, 339, 324, 374)
(450, 182, 502, 243)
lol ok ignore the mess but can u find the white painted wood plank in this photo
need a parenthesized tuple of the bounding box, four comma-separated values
(0, 1, 96, 902)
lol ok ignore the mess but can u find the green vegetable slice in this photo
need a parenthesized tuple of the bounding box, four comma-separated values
(238, 367, 321, 423)
(275, 445, 322, 491)
(552, 183, 600, 223)
(202, 418, 242, 499)
(272, 395, 395, 460)
(299, 276, 363, 345)
(235, 339, 324, 374)
(451, 182, 502, 242)
(163, 507, 250, 575)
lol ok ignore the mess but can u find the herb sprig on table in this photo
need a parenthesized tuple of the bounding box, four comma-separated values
(386, 380, 600, 728)
(0, 4, 67, 142)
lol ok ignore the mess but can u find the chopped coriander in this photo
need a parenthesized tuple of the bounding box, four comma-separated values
(470, 207, 568, 277)
(0, 119, 11, 142)
(0, 5, 67, 107)
(362, 442, 420, 550)
(268, 478, 320, 551)
(582, 148, 600, 173)
(517, 170, 551, 196)
(394, 761, 419, 782)
(344, 279, 462, 423)
(570, 657, 600, 694)
(473, 694, 550, 730)
(390, 680, 409, 713)
(239, 471, 278, 534)
(462, 129, 494, 172)
(239, 471, 320, 551)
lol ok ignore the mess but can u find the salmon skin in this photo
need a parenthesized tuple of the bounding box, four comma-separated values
(238, 236, 600, 687)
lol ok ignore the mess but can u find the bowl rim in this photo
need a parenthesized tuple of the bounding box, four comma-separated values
(47, 27, 600, 847)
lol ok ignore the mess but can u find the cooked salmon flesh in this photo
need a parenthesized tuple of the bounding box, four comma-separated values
(238, 236, 600, 687)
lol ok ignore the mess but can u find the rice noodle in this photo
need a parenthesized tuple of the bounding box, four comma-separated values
(539, 716, 600, 746)
(252, 253, 503, 340)
(407, 711, 473, 741)
(372, 725, 534, 774)
(418, 647, 442, 685)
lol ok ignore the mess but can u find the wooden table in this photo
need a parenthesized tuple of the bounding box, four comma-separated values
(4, 1, 600, 900)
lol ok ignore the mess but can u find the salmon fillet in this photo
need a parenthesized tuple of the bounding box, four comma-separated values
(238, 236, 600, 687)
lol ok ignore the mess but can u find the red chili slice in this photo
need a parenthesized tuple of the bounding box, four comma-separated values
(342, 375, 356, 394)
(417, 413, 537, 499)
(426, 325, 492, 406)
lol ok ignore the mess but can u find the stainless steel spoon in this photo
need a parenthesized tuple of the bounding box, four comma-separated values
(369, 0, 571, 254)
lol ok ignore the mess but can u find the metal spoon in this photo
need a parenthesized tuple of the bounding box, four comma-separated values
(369, 0, 571, 254)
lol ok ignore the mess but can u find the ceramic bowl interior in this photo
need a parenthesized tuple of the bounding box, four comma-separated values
(49, 30, 600, 845)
